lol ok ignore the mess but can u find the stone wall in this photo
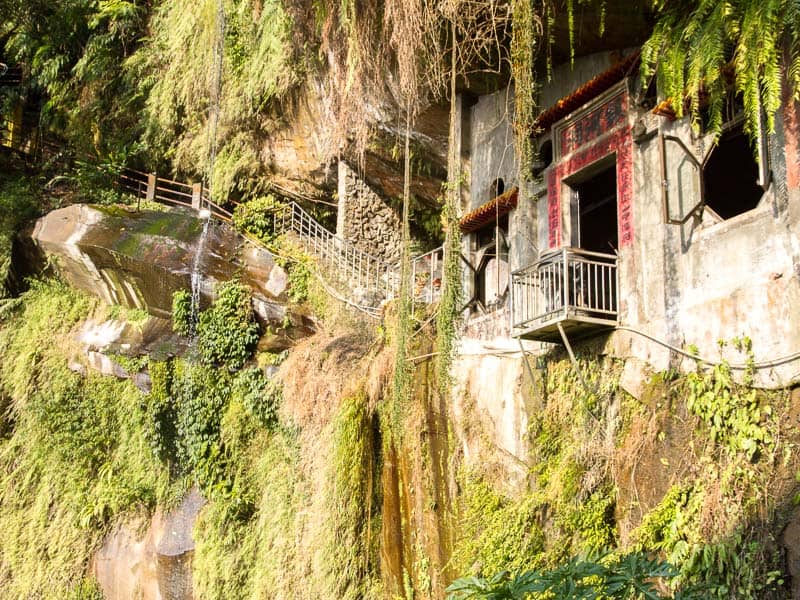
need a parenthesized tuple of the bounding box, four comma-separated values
(337, 160, 402, 264)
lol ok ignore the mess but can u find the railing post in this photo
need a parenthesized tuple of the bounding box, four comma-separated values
(146, 172, 157, 202)
(191, 183, 202, 211)
(562, 247, 568, 318)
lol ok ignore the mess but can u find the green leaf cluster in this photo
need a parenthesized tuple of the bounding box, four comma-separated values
(196, 280, 260, 370)
(171, 288, 193, 337)
(0, 175, 38, 298)
(641, 0, 800, 142)
(685, 339, 771, 459)
(134, 0, 297, 199)
(233, 366, 280, 428)
(447, 551, 687, 600)
(325, 391, 381, 598)
(2, 0, 148, 156)
(231, 194, 284, 244)
(452, 476, 547, 576)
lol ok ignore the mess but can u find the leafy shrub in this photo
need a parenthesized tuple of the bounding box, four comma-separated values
(446, 551, 691, 600)
(0, 176, 39, 297)
(632, 485, 691, 553)
(452, 474, 546, 576)
(686, 338, 771, 459)
(326, 391, 380, 599)
(233, 366, 280, 428)
(171, 289, 192, 336)
(197, 280, 260, 370)
(173, 362, 231, 491)
(671, 531, 784, 599)
(66, 577, 105, 600)
(232, 195, 284, 243)
(142, 360, 179, 466)
(286, 258, 312, 304)
(559, 488, 617, 553)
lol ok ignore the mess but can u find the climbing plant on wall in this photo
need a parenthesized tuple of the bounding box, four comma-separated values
(511, 0, 541, 184)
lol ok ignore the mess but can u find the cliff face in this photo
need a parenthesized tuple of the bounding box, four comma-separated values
(3, 205, 800, 600)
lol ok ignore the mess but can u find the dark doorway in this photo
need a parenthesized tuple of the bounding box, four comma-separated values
(574, 164, 618, 253)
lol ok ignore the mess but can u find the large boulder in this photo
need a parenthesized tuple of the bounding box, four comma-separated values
(24, 204, 308, 344)
(92, 487, 205, 600)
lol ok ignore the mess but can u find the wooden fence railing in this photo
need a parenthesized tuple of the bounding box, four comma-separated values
(117, 167, 234, 222)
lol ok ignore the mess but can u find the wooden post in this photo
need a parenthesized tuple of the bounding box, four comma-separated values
(191, 182, 202, 211)
(146, 173, 157, 202)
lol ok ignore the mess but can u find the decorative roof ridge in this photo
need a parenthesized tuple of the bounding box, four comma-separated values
(533, 51, 640, 133)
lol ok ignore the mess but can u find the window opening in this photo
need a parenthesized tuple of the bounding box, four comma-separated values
(573, 163, 618, 253)
(533, 139, 553, 175)
(490, 177, 505, 199)
(703, 124, 764, 220)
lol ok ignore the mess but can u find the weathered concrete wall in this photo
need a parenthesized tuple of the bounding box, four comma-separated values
(618, 100, 800, 386)
(450, 338, 531, 492)
(467, 87, 518, 214)
(462, 50, 800, 385)
(336, 160, 402, 264)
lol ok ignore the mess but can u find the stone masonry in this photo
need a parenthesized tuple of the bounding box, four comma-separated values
(336, 160, 402, 265)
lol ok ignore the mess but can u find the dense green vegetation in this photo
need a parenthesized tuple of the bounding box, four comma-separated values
(3, 0, 797, 197)
(0, 173, 38, 296)
(0, 280, 173, 598)
(0, 274, 796, 598)
(641, 0, 800, 140)
(2, 1, 800, 598)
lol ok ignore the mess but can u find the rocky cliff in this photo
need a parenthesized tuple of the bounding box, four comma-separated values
(23, 203, 312, 350)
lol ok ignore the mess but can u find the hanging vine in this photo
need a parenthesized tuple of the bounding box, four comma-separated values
(510, 0, 541, 184)
(641, 0, 800, 141)
(434, 17, 463, 399)
(388, 109, 415, 444)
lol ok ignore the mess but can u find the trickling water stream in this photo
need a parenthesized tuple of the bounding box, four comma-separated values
(188, 215, 211, 337)
(188, 0, 225, 336)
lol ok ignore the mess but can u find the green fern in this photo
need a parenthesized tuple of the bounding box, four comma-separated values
(641, 0, 800, 142)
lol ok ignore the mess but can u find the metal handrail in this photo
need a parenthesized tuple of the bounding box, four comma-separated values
(118, 167, 446, 311)
(410, 246, 443, 303)
(272, 202, 398, 302)
(511, 247, 618, 331)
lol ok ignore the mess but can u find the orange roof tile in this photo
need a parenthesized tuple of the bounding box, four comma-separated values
(460, 187, 519, 234)
(533, 52, 640, 133)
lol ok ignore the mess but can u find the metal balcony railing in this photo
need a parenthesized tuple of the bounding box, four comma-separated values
(410, 246, 443, 304)
(511, 247, 618, 338)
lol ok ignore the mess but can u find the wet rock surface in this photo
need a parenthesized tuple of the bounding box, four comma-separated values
(93, 487, 206, 600)
(23, 204, 314, 348)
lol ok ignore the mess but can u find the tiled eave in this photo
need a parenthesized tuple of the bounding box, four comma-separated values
(533, 52, 640, 133)
(460, 187, 519, 234)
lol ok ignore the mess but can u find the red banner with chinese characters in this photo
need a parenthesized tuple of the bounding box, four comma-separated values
(548, 89, 633, 249)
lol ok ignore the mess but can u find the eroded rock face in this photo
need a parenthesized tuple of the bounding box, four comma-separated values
(93, 487, 205, 600)
(25, 204, 311, 347)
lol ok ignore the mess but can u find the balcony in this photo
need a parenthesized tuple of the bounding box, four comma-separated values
(511, 247, 618, 343)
